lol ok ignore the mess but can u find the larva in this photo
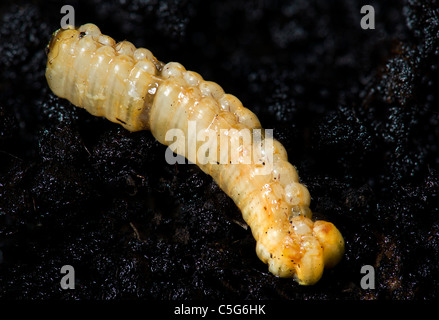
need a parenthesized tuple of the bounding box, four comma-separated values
(45, 23, 344, 285)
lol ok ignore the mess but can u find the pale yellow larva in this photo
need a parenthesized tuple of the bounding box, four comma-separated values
(45, 23, 344, 285)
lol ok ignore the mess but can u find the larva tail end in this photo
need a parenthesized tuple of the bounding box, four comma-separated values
(269, 243, 325, 286)
(293, 255, 324, 286)
(256, 226, 325, 286)
(313, 220, 345, 269)
(256, 216, 343, 285)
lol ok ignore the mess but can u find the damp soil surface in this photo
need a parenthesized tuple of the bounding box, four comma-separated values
(1, 0, 438, 300)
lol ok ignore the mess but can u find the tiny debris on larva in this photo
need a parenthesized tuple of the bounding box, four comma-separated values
(45, 23, 344, 285)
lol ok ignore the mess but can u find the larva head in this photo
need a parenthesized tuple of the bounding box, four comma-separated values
(46, 24, 102, 64)
(45, 26, 81, 99)
(46, 25, 75, 63)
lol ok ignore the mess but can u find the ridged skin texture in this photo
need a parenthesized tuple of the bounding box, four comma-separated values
(45, 24, 344, 285)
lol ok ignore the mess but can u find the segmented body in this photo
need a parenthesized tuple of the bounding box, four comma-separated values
(45, 24, 344, 285)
